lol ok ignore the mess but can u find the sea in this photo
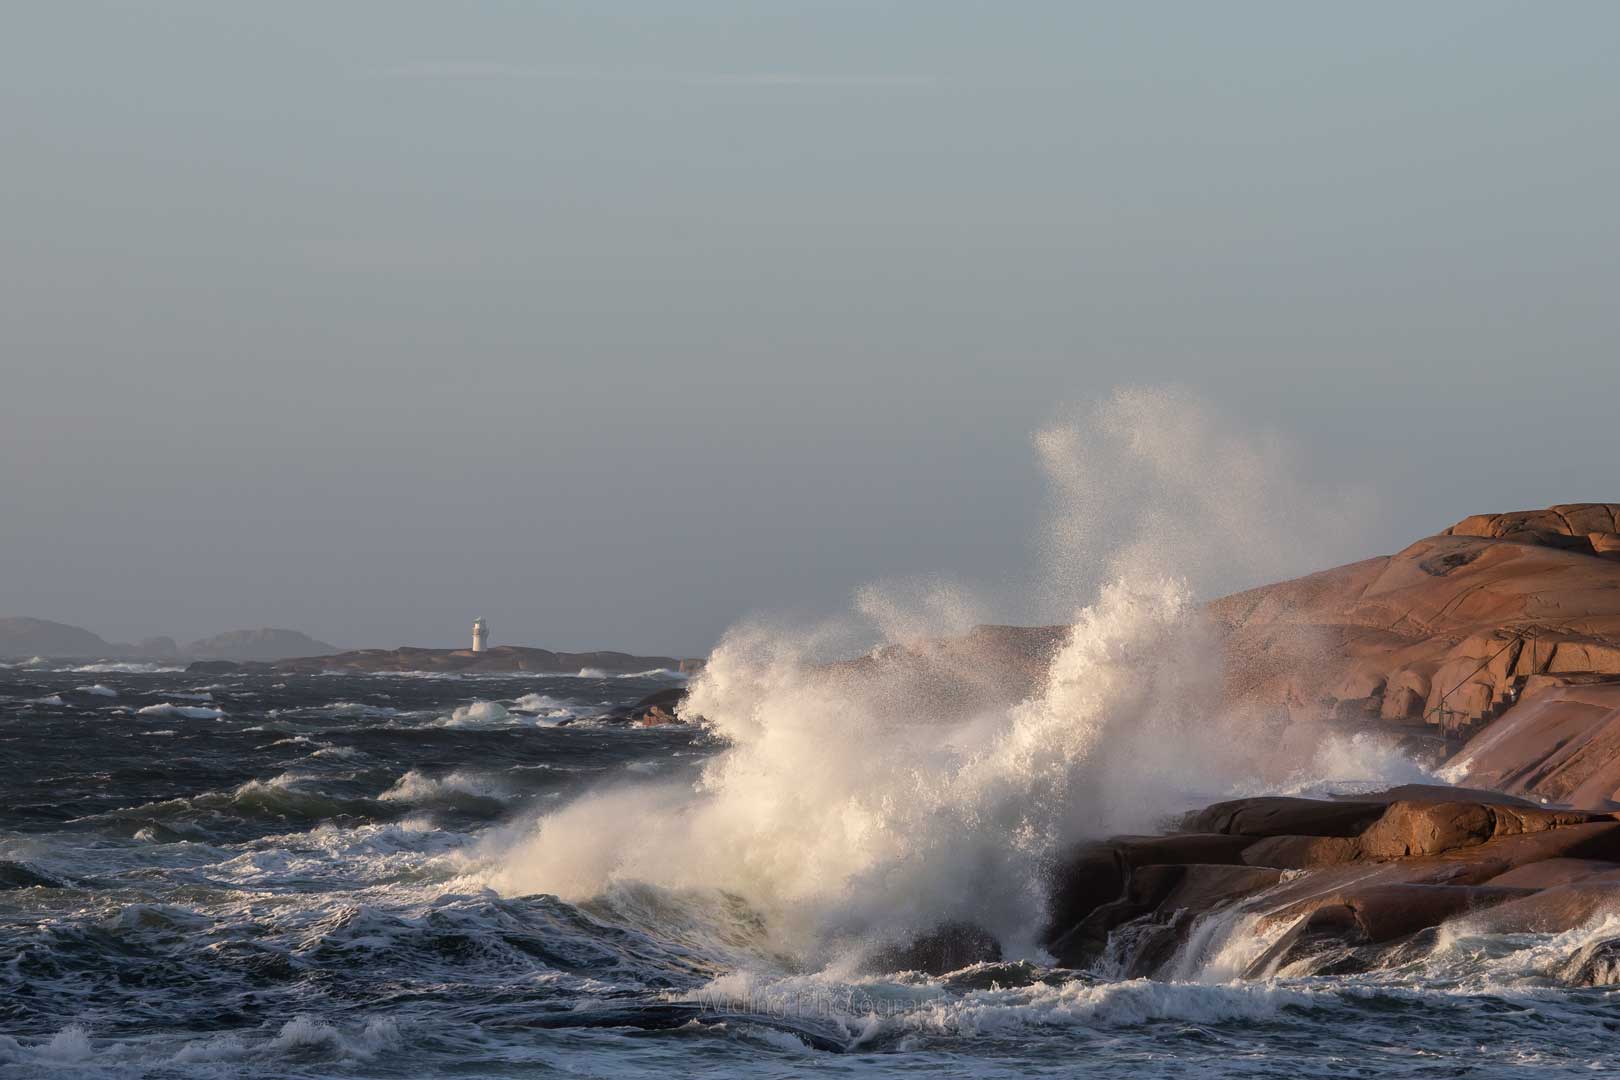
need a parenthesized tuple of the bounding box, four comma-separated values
(3, 659, 1620, 1078)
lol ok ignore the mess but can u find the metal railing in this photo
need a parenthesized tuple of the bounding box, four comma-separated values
(1425, 627, 1538, 732)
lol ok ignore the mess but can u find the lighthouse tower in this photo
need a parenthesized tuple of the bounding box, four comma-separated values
(471, 617, 488, 653)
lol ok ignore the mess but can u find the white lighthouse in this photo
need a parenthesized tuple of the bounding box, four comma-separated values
(471, 617, 488, 653)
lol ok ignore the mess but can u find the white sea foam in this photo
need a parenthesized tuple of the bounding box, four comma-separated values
(257, 1015, 401, 1060)
(511, 693, 589, 721)
(35, 1024, 94, 1063)
(137, 702, 226, 720)
(75, 684, 117, 697)
(29, 695, 66, 706)
(70, 661, 183, 674)
(171, 1032, 249, 1063)
(437, 700, 510, 727)
(1243, 731, 1438, 799)
(324, 701, 399, 718)
(491, 388, 1408, 961)
(691, 968, 1312, 1036)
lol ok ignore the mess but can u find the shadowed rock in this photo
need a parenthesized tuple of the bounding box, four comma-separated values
(1560, 938, 1620, 986)
(1043, 788, 1620, 977)
(866, 922, 1002, 975)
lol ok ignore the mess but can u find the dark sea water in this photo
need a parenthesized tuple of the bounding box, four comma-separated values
(3, 661, 1620, 1078)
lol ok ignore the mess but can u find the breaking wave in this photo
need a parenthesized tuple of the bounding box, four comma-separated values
(490, 387, 1406, 962)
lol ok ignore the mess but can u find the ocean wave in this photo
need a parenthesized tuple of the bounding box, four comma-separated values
(510, 693, 591, 721)
(691, 969, 1315, 1038)
(378, 768, 511, 807)
(32, 1025, 93, 1065)
(29, 694, 66, 706)
(137, 702, 227, 720)
(96, 772, 384, 830)
(436, 700, 510, 727)
(226, 773, 374, 819)
(170, 1016, 402, 1065)
(69, 661, 184, 674)
(75, 684, 118, 697)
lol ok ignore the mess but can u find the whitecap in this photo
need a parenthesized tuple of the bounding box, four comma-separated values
(75, 684, 118, 697)
(137, 702, 226, 720)
(35, 1024, 94, 1064)
(172, 1033, 248, 1063)
(510, 693, 590, 721)
(379, 768, 510, 805)
(436, 700, 510, 727)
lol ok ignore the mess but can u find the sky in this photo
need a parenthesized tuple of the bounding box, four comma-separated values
(3, 2, 1618, 656)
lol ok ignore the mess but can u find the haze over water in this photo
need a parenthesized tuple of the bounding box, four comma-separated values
(6, 2, 1620, 654)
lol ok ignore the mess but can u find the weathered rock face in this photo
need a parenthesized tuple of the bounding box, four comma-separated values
(1204, 504, 1620, 805)
(1043, 788, 1620, 979)
(1447, 504, 1620, 557)
(1214, 507, 1620, 730)
(1444, 680, 1620, 807)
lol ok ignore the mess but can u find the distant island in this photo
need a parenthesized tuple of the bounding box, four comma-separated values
(194, 645, 704, 676)
(186, 628, 339, 662)
(0, 618, 334, 663)
(0, 616, 703, 676)
(274, 644, 702, 675)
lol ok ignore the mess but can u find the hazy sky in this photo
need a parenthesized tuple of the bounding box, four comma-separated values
(4, 2, 1618, 655)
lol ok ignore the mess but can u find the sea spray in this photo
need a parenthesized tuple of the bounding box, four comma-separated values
(489, 386, 1403, 964)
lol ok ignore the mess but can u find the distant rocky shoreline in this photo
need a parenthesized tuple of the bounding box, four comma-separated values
(187, 644, 706, 678)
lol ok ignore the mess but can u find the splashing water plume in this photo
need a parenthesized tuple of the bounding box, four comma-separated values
(491, 387, 1399, 961)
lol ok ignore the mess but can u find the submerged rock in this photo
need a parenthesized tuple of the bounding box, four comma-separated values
(1560, 938, 1620, 986)
(866, 922, 1003, 976)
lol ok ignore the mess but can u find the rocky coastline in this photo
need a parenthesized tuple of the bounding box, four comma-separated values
(1040, 785, 1620, 983)
(900, 503, 1620, 979)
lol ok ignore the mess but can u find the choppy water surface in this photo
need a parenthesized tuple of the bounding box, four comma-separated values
(3, 663, 1619, 1078)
